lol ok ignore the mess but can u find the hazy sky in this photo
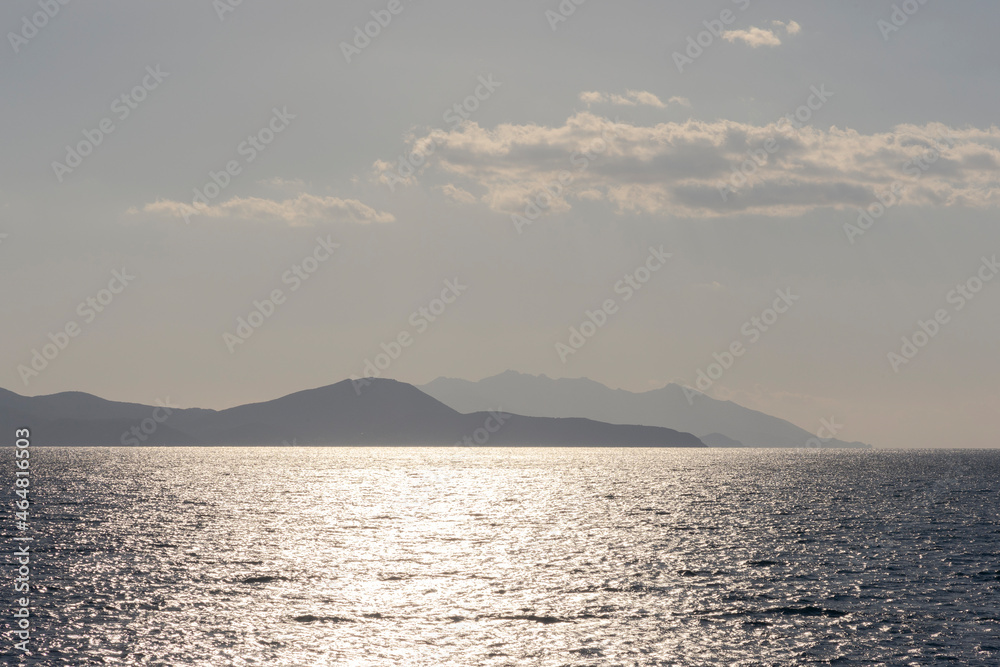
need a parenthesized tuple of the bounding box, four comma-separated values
(2, 0, 998, 448)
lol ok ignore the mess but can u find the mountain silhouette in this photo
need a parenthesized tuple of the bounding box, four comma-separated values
(420, 371, 870, 449)
(0, 380, 704, 447)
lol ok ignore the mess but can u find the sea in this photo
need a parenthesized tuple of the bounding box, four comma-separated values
(2, 447, 998, 666)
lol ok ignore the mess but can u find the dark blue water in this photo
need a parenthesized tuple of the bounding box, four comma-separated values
(3, 447, 998, 665)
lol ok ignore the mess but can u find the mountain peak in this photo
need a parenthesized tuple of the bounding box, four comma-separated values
(420, 374, 871, 449)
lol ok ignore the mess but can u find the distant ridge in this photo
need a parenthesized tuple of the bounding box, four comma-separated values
(0, 379, 704, 448)
(420, 371, 870, 449)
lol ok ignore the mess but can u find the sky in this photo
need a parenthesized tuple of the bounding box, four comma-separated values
(2, 0, 998, 448)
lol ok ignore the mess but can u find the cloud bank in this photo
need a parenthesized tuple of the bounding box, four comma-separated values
(373, 112, 1000, 218)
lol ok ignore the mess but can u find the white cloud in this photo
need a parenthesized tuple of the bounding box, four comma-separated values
(140, 193, 395, 225)
(724, 21, 800, 48)
(723, 26, 783, 47)
(579, 90, 685, 109)
(371, 111, 1000, 219)
(624, 90, 665, 108)
(775, 20, 801, 35)
(579, 91, 606, 105)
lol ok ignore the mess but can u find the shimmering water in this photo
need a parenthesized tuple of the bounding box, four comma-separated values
(2, 447, 999, 665)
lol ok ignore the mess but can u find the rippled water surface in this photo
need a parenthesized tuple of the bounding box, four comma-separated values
(2, 447, 999, 665)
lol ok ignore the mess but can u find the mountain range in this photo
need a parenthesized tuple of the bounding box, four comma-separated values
(0, 379, 704, 447)
(420, 371, 870, 449)
(1, 372, 870, 448)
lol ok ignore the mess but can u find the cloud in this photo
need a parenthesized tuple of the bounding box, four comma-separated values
(579, 91, 608, 105)
(438, 183, 478, 204)
(370, 111, 1000, 218)
(723, 26, 783, 47)
(140, 193, 395, 225)
(774, 20, 801, 35)
(723, 20, 800, 48)
(579, 90, 687, 109)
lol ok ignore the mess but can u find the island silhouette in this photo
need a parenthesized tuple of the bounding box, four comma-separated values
(0, 378, 704, 447)
(2, 373, 871, 448)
